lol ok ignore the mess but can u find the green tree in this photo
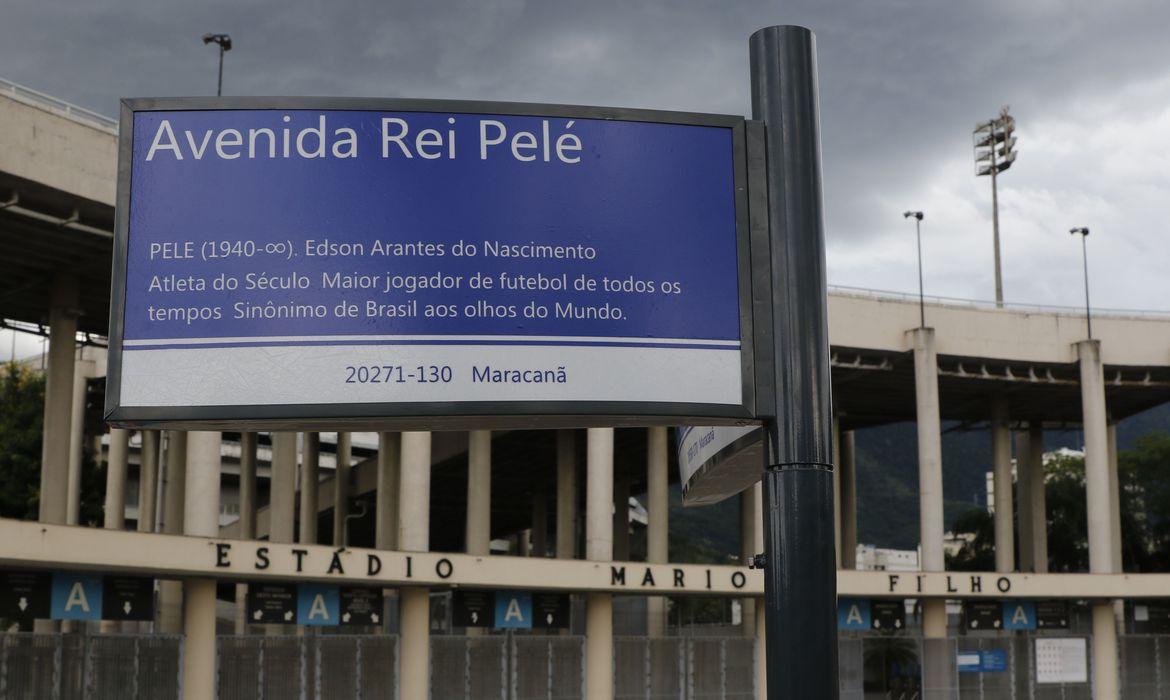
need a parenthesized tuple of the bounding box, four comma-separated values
(945, 507, 995, 571)
(1117, 434, 1170, 572)
(0, 362, 44, 519)
(0, 360, 105, 524)
(946, 439, 1170, 574)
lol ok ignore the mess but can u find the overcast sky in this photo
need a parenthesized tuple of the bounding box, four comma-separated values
(4, 0, 1170, 358)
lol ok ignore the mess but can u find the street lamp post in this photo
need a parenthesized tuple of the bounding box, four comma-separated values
(1070, 227, 1092, 339)
(974, 107, 1017, 308)
(201, 33, 232, 97)
(904, 211, 925, 328)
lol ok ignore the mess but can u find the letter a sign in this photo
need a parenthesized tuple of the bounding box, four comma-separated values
(50, 573, 103, 621)
(297, 584, 339, 626)
(1002, 600, 1037, 630)
(494, 592, 533, 629)
(837, 598, 871, 630)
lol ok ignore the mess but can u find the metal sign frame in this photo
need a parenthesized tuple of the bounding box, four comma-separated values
(105, 97, 759, 430)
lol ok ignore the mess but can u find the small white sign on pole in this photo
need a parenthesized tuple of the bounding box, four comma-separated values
(1034, 637, 1088, 684)
(676, 425, 761, 505)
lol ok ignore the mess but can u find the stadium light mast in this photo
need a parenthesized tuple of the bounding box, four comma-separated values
(1070, 227, 1092, 339)
(974, 106, 1017, 308)
(903, 211, 926, 328)
(202, 33, 232, 97)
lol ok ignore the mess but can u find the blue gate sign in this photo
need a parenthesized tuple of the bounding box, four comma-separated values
(1002, 600, 1037, 630)
(50, 573, 103, 621)
(837, 598, 871, 630)
(108, 101, 750, 427)
(957, 649, 1008, 673)
(494, 592, 533, 629)
(298, 584, 340, 626)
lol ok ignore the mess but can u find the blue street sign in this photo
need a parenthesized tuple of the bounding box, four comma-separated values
(837, 599, 871, 630)
(297, 584, 340, 626)
(50, 573, 103, 621)
(957, 649, 1008, 673)
(1002, 600, 1037, 630)
(494, 592, 533, 629)
(111, 105, 748, 422)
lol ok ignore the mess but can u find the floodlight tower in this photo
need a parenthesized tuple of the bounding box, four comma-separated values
(974, 106, 1017, 308)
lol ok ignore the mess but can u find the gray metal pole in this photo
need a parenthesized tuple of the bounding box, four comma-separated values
(1082, 233, 1092, 340)
(916, 218, 925, 328)
(750, 25, 838, 699)
(217, 47, 224, 97)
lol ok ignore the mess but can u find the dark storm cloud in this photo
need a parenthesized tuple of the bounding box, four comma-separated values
(3, 0, 1170, 307)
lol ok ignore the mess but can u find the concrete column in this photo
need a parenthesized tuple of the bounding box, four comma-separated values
(183, 431, 221, 700)
(840, 430, 858, 569)
(66, 358, 95, 525)
(104, 429, 130, 529)
(1027, 424, 1048, 573)
(556, 430, 577, 559)
(740, 486, 757, 638)
(300, 433, 319, 545)
(266, 447, 299, 630)
(38, 273, 78, 525)
(832, 416, 842, 568)
(1092, 602, 1120, 700)
(183, 579, 217, 699)
(1016, 423, 1049, 573)
(333, 432, 352, 546)
(162, 431, 188, 535)
(100, 428, 130, 634)
(466, 430, 492, 556)
(159, 430, 188, 634)
(1107, 423, 1123, 574)
(646, 427, 668, 637)
(1080, 341, 1115, 575)
(399, 431, 431, 700)
(376, 432, 400, 551)
(267, 435, 294, 652)
(586, 428, 614, 700)
(138, 430, 161, 533)
(532, 484, 548, 557)
(235, 432, 258, 635)
(1079, 340, 1119, 700)
(270, 433, 297, 544)
(913, 328, 951, 693)
(912, 329, 945, 575)
(238, 433, 258, 539)
(991, 396, 1014, 573)
(1015, 430, 1035, 573)
(613, 467, 630, 561)
(376, 432, 400, 633)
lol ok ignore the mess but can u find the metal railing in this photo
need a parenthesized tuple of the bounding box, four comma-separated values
(829, 284, 1170, 320)
(0, 76, 117, 132)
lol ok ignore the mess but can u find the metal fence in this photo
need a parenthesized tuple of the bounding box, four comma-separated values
(9, 631, 1170, 698)
(1121, 635, 1170, 699)
(218, 635, 398, 700)
(0, 633, 181, 700)
(841, 634, 1095, 700)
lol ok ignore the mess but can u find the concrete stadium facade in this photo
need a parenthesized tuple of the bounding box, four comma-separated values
(4, 78, 1170, 699)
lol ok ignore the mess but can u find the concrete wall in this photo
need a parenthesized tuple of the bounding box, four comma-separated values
(829, 291, 1170, 367)
(0, 89, 117, 206)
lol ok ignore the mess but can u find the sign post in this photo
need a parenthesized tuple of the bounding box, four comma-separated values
(750, 25, 838, 698)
